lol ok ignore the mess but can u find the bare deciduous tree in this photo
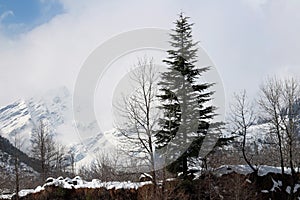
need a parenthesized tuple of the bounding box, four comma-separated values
(31, 120, 56, 181)
(13, 135, 23, 200)
(280, 78, 300, 176)
(53, 143, 67, 175)
(91, 150, 121, 181)
(229, 90, 258, 174)
(69, 152, 76, 176)
(259, 77, 300, 199)
(116, 57, 160, 185)
(259, 77, 285, 175)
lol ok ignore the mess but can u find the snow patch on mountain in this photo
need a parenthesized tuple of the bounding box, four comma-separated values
(0, 86, 125, 169)
(0, 87, 76, 153)
(67, 129, 121, 168)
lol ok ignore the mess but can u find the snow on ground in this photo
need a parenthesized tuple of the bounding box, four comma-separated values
(284, 184, 300, 194)
(270, 178, 282, 192)
(1, 165, 298, 199)
(295, 184, 300, 193)
(18, 189, 35, 197)
(213, 165, 300, 196)
(213, 165, 292, 177)
(0, 176, 153, 199)
(42, 176, 152, 190)
(0, 194, 13, 200)
(43, 176, 152, 191)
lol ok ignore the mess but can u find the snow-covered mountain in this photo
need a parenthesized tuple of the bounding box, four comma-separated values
(0, 87, 120, 169)
(68, 129, 121, 168)
(0, 87, 73, 153)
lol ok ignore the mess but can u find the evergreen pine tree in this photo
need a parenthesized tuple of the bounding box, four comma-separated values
(155, 13, 217, 177)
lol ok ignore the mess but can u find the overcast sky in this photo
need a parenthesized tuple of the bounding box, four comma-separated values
(0, 0, 299, 110)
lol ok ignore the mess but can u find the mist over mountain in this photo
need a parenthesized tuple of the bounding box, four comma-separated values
(0, 87, 73, 153)
(0, 87, 120, 169)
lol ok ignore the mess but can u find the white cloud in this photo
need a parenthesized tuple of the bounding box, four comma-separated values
(0, 0, 178, 105)
(0, 0, 299, 109)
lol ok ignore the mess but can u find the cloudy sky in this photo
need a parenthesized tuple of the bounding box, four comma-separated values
(0, 0, 299, 110)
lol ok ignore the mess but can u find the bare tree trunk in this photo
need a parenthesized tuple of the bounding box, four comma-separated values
(13, 135, 23, 200)
(14, 153, 19, 200)
(230, 90, 257, 174)
(31, 120, 58, 181)
(259, 78, 285, 175)
(259, 77, 300, 199)
(70, 152, 75, 176)
(116, 57, 160, 188)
